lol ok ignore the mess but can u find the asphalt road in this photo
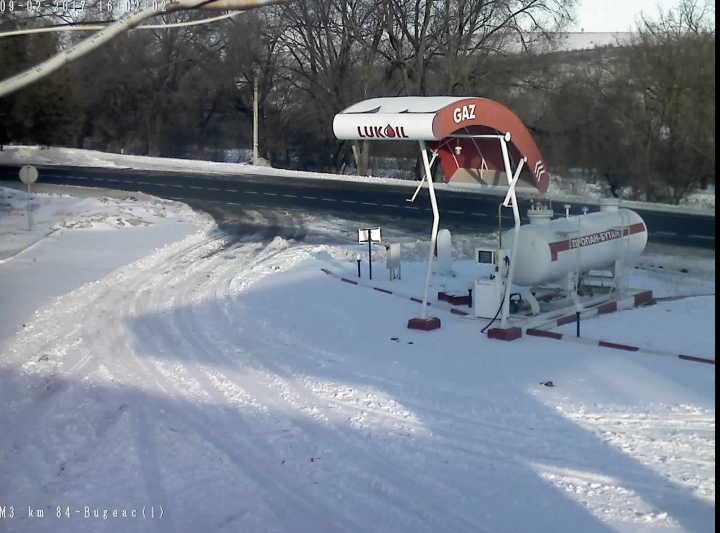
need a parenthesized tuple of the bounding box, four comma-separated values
(0, 164, 715, 249)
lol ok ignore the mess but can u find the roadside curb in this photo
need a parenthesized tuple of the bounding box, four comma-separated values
(321, 268, 470, 317)
(526, 328, 715, 365)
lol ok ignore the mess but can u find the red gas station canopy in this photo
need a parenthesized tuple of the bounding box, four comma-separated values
(333, 96, 549, 193)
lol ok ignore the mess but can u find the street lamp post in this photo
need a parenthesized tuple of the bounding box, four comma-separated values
(253, 66, 260, 165)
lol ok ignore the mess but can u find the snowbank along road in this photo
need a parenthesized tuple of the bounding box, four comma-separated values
(0, 163, 715, 249)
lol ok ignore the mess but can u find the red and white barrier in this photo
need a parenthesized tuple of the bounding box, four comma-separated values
(320, 268, 470, 316)
(529, 291, 654, 331)
(321, 268, 711, 364)
(526, 328, 715, 365)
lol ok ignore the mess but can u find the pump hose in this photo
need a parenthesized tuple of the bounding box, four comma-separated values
(480, 298, 504, 334)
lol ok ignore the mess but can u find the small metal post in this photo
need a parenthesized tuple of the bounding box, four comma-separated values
(27, 182, 32, 231)
(576, 312, 581, 337)
(388, 245, 393, 281)
(368, 239, 373, 280)
(356, 254, 361, 278)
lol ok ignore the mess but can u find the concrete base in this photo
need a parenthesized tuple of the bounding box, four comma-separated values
(438, 292, 470, 306)
(634, 290, 654, 306)
(487, 327, 523, 341)
(408, 317, 442, 331)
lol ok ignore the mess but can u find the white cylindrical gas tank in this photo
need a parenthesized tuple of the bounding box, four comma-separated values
(503, 207, 648, 287)
(436, 229, 453, 273)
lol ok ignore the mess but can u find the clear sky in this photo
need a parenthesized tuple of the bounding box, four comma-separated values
(571, 0, 683, 32)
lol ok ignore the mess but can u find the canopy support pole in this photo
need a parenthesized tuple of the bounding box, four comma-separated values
(419, 140, 439, 319)
(407, 152, 437, 203)
(498, 134, 527, 329)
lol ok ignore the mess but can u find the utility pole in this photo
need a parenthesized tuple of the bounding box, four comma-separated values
(253, 66, 259, 165)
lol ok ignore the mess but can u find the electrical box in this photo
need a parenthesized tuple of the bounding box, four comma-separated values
(473, 276, 505, 318)
(386, 243, 401, 280)
(475, 247, 497, 266)
(476, 247, 511, 278)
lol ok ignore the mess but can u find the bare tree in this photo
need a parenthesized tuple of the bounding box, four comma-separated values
(617, 0, 715, 202)
(276, 0, 384, 172)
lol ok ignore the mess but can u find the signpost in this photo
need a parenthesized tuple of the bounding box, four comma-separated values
(357, 227, 381, 280)
(19, 165, 38, 231)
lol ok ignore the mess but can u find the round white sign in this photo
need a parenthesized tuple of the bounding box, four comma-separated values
(19, 165, 38, 184)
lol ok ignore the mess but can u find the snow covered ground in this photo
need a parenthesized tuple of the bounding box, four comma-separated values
(0, 145, 715, 215)
(0, 185, 209, 354)
(0, 185, 714, 533)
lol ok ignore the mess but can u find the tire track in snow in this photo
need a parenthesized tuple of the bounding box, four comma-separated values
(193, 286, 445, 529)
(125, 232, 477, 530)
(129, 407, 178, 533)
(0, 232, 222, 507)
(163, 238, 377, 533)
(36, 236, 230, 511)
(108, 232, 571, 531)
(190, 244, 494, 533)
(105, 235, 365, 533)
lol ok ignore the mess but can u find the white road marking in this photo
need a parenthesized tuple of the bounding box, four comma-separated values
(190, 186, 203, 190)
(92, 178, 104, 181)
(655, 231, 678, 236)
(226, 189, 239, 193)
(283, 194, 297, 198)
(208, 188, 221, 191)
(404, 206, 419, 210)
(76, 177, 89, 180)
(245, 191, 258, 194)
(382, 204, 398, 208)
(226, 202, 241, 206)
(171, 185, 184, 188)
(448, 210, 465, 215)
(107, 179, 118, 182)
(361, 202, 379, 206)
(321, 198, 336, 202)
(263, 192, 278, 196)
(302, 196, 318, 200)
(155, 183, 168, 187)
(341, 200, 357, 204)
(137, 181, 150, 185)
(471, 213, 488, 217)
(689, 235, 715, 240)
(122, 180, 134, 184)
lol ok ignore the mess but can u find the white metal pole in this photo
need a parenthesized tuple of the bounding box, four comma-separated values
(253, 67, 259, 165)
(499, 137, 524, 329)
(419, 141, 440, 319)
(406, 152, 435, 203)
(27, 182, 31, 231)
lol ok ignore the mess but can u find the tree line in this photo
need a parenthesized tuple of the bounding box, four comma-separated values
(0, 0, 715, 203)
